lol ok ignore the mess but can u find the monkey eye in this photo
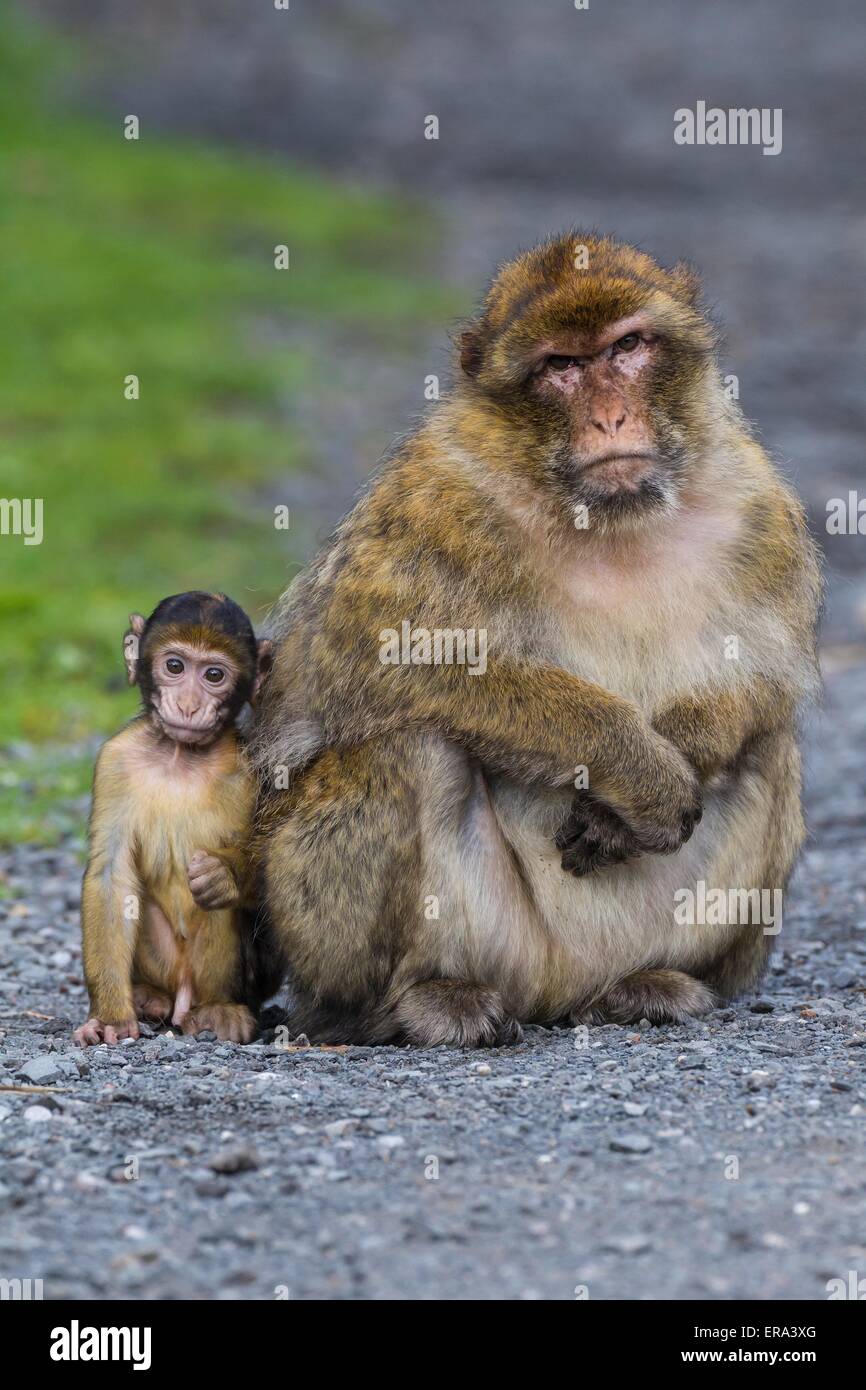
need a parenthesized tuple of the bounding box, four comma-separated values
(166, 657, 184, 675)
(613, 333, 641, 353)
(546, 354, 581, 371)
(203, 666, 225, 685)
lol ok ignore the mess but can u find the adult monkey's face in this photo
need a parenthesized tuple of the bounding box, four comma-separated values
(458, 234, 718, 522)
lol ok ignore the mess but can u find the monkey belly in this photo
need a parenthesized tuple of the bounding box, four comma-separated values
(487, 749, 793, 1017)
(268, 729, 796, 1024)
(133, 898, 240, 1024)
(414, 736, 788, 1020)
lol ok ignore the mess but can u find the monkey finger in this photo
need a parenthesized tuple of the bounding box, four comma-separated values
(555, 818, 587, 850)
(74, 1019, 104, 1047)
(560, 845, 599, 876)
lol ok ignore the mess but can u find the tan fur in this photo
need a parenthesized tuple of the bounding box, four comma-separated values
(79, 719, 258, 1042)
(251, 233, 821, 1044)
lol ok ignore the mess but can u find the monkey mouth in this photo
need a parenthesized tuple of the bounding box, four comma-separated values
(580, 449, 658, 470)
(157, 719, 219, 745)
(577, 451, 659, 493)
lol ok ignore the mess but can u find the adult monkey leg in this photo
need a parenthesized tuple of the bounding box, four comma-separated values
(263, 731, 523, 1046)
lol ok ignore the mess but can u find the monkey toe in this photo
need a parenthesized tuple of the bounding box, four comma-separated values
(493, 1015, 525, 1047)
(182, 1004, 257, 1044)
(395, 980, 520, 1049)
(557, 796, 643, 876)
(133, 987, 172, 1023)
(74, 1016, 139, 1047)
(560, 831, 639, 877)
(578, 969, 716, 1026)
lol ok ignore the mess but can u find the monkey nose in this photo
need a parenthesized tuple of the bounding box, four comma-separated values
(591, 409, 627, 436)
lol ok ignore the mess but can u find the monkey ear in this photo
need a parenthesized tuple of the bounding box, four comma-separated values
(252, 638, 274, 703)
(670, 261, 701, 307)
(459, 327, 484, 378)
(123, 613, 145, 686)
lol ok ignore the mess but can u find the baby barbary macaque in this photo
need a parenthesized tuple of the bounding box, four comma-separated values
(75, 591, 279, 1046)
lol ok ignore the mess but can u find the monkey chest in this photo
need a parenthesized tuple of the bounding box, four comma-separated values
(548, 570, 740, 711)
(130, 768, 252, 891)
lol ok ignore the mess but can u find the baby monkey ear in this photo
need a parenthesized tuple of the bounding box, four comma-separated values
(123, 612, 146, 686)
(252, 638, 274, 703)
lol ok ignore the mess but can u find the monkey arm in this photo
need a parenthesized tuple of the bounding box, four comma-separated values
(365, 656, 702, 850)
(187, 844, 256, 911)
(80, 757, 141, 1025)
(653, 678, 796, 785)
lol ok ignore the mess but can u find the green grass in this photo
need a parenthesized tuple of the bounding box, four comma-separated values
(0, 13, 457, 843)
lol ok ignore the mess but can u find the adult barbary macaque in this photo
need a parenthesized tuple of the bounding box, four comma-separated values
(75, 592, 279, 1046)
(252, 233, 821, 1045)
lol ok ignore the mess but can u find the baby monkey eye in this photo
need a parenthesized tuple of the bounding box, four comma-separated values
(204, 667, 225, 685)
(166, 657, 184, 675)
(613, 333, 641, 353)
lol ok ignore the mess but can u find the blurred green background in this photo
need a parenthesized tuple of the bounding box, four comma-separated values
(0, 12, 457, 843)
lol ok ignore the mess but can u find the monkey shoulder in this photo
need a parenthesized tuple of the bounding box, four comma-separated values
(91, 719, 150, 790)
(331, 459, 521, 617)
(735, 477, 822, 621)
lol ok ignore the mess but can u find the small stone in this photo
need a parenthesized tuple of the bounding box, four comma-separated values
(475, 1063, 492, 1076)
(750, 1000, 775, 1013)
(377, 1135, 405, 1151)
(196, 1178, 230, 1198)
(16, 1055, 63, 1084)
(74, 1171, 104, 1191)
(760, 1232, 788, 1250)
(208, 1145, 260, 1174)
(603, 1233, 653, 1255)
(623, 1101, 647, 1117)
(610, 1133, 652, 1154)
(323, 1119, 356, 1138)
(50, 949, 73, 969)
(23, 1105, 53, 1123)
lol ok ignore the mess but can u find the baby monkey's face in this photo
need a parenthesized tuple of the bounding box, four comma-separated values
(149, 641, 241, 745)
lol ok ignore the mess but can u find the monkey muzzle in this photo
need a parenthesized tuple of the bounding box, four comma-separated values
(152, 697, 227, 746)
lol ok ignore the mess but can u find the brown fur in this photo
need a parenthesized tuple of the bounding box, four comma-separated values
(250, 232, 821, 1045)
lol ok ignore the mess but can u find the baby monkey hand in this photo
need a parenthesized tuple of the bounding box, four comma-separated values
(187, 850, 240, 910)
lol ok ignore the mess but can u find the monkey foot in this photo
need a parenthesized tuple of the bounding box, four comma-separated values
(180, 1003, 257, 1044)
(133, 986, 173, 1023)
(74, 1016, 140, 1047)
(395, 980, 523, 1048)
(556, 796, 643, 876)
(572, 969, 716, 1026)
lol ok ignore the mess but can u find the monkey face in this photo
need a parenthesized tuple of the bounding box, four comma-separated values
(530, 315, 672, 503)
(459, 234, 717, 522)
(127, 592, 272, 747)
(146, 641, 243, 745)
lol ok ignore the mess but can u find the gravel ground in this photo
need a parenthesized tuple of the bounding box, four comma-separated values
(1, 660, 865, 1302)
(6, 0, 865, 1300)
